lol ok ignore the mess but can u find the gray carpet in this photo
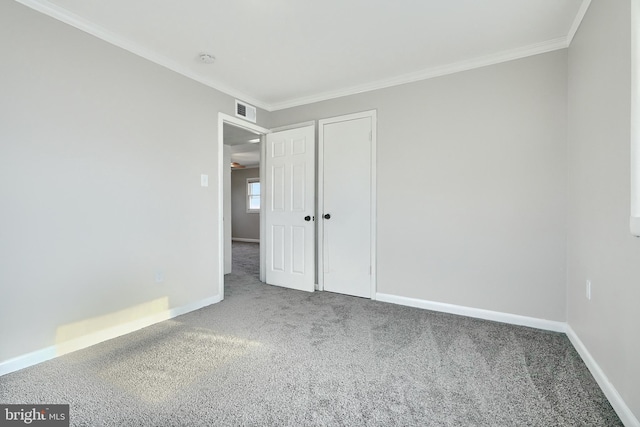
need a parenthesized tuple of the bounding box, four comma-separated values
(0, 242, 622, 426)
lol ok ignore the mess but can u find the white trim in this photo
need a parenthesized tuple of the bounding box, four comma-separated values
(0, 347, 57, 378)
(567, 0, 592, 45)
(218, 114, 270, 294)
(317, 122, 325, 292)
(269, 37, 569, 111)
(375, 293, 566, 333)
(566, 326, 640, 427)
(370, 112, 378, 300)
(14, 0, 269, 112)
(0, 295, 220, 377)
(374, 293, 639, 424)
(17, 0, 585, 112)
(318, 110, 377, 298)
(259, 135, 266, 282)
(232, 237, 260, 243)
(269, 121, 316, 133)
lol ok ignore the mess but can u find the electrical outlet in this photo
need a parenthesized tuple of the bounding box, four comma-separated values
(586, 280, 591, 300)
(155, 271, 164, 284)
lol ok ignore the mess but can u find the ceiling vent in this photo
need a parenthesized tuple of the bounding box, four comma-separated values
(235, 100, 257, 123)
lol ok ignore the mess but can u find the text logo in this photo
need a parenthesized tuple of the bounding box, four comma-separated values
(0, 405, 69, 426)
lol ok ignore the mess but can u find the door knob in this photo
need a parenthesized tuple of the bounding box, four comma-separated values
(304, 215, 311, 222)
(323, 214, 331, 220)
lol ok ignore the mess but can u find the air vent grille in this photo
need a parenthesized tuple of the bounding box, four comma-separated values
(235, 100, 257, 123)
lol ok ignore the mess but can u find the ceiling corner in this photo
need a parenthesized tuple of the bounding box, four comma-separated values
(567, 0, 592, 45)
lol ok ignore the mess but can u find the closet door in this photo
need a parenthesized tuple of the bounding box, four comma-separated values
(319, 112, 375, 298)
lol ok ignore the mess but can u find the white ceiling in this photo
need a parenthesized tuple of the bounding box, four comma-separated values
(18, 0, 589, 111)
(223, 123, 260, 147)
(224, 123, 261, 168)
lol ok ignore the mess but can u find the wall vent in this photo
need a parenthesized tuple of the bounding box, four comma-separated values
(235, 100, 257, 123)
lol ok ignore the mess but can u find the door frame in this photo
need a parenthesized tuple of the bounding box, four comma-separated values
(318, 110, 377, 299)
(217, 113, 269, 300)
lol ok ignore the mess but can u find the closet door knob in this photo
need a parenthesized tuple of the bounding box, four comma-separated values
(304, 215, 311, 222)
(323, 214, 331, 220)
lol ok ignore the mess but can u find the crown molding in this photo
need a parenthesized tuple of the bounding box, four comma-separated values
(14, 0, 270, 111)
(268, 36, 569, 111)
(567, 0, 592, 44)
(17, 0, 589, 113)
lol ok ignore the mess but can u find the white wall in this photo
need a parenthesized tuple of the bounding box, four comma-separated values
(7, 5, 637, 422)
(0, 1, 267, 364)
(270, 50, 568, 322)
(567, 0, 640, 420)
(231, 168, 261, 241)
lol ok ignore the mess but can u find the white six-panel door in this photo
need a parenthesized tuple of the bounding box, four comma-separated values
(265, 125, 315, 292)
(319, 112, 375, 298)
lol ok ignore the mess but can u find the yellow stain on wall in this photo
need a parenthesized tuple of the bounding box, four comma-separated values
(55, 297, 170, 356)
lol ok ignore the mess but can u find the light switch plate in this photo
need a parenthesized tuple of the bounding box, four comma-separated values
(201, 174, 209, 187)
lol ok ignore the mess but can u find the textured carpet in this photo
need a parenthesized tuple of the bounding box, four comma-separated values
(230, 241, 261, 279)
(0, 242, 621, 426)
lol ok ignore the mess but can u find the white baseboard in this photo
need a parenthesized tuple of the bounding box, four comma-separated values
(565, 326, 640, 427)
(375, 293, 566, 332)
(3, 292, 637, 426)
(0, 347, 58, 378)
(232, 238, 260, 243)
(0, 295, 221, 377)
(375, 292, 638, 425)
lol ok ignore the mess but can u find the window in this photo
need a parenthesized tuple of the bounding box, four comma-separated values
(247, 178, 260, 213)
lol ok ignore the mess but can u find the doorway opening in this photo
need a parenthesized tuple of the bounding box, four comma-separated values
(218, 113, 269, 300)
(217, 111, 377, 301)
